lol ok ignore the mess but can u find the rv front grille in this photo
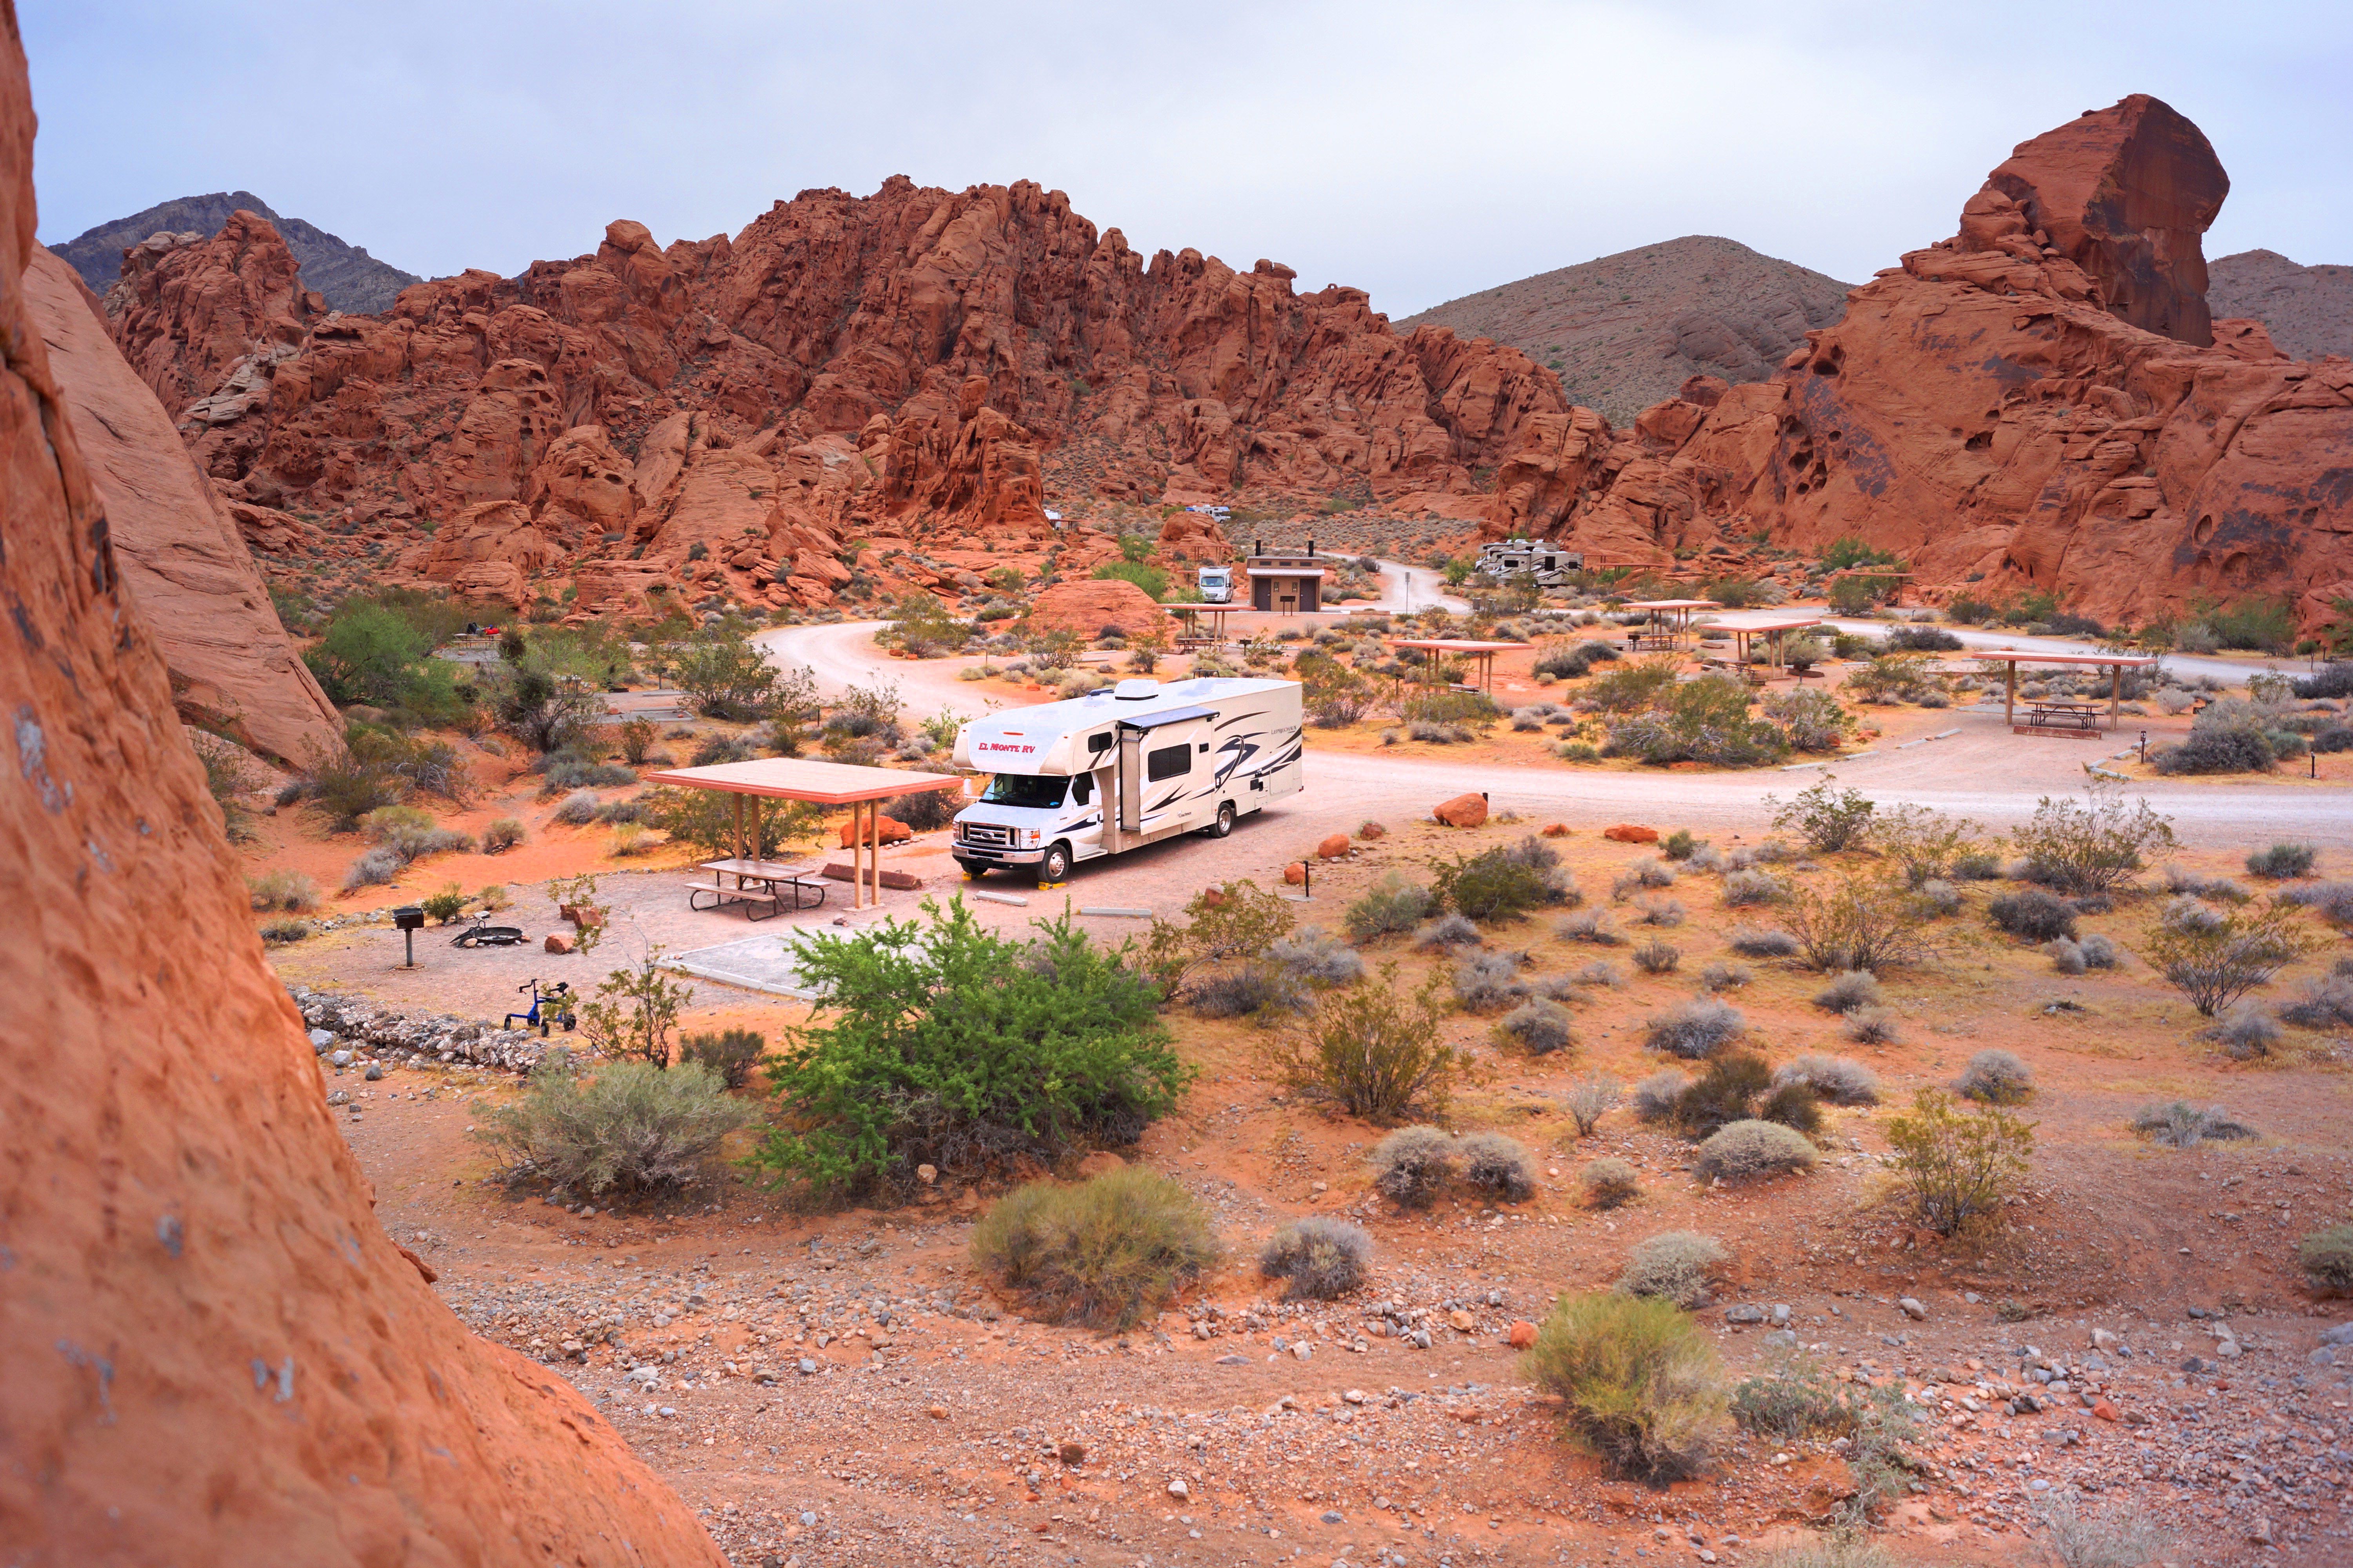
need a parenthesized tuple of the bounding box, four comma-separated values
(958, 822, 1014, 849)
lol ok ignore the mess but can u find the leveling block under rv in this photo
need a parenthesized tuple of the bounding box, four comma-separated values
(949, 677, 1304, 883)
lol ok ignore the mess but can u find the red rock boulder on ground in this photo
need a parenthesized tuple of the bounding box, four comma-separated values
(840, 814, 915, 847)
(1433, 793, 1488, 828)
(0, 21, 721, 1561)
(1315, 834, 1351, 859)
(1604, 823, 1660, 843)
(1026, 577, 1171, 639)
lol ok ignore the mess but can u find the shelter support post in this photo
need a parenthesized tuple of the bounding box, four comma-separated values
(732, 793, 744, 863)
(2006, 662, 2016, 727)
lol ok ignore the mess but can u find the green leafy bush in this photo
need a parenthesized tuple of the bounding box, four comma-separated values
(1766, 778, 1874, 852)
(2138, 900, 2319, 1016)
(1266, 964, 1464, 1123)
(1344, 874, 1432, 941)
(970, 1167, 1218, 1329)
(302, 600, 473, 724)
(1259, 1218, 1371, 1300)
(578, 947, 691, 1067)
(762, 900, 1186, 1198)
(1434, 837, 1572, 922)
(1784, 876, 1926, 974)
(1885, 1089, 2034, 1237)
(1144, 879, 1296, 990)
(1523, 1292, 1730, 1481)
(473, 1061, 750, 1196)
(421, 883, 469, 924)
(2011, 783, 2175, 896)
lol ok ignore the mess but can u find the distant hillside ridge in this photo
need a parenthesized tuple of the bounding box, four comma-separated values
(50, 191, 420, 314)
(2209, 249, 2353, 362)
(1400, 234, 1853, 423)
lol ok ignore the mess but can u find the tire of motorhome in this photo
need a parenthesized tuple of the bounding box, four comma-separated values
(1206, 801, 1236, 838)
(1037, 842, 1073, 883)
(955, 858, 991, 878)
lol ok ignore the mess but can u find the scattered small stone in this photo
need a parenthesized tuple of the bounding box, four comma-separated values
(1898, 1297, 1928, 1320)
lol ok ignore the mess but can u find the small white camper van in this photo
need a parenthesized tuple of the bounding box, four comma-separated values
(949, 677, 1304, 882)
(1196, 565, 1233, 603)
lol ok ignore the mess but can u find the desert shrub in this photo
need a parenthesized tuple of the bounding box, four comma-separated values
(2011, 782, 2175, 896)
(679, 1027, 767, 1089)
(1258, 1217, 1371, 1301)
(1562, 1074, 1620, 1136)
(1989, 888, 2077, 942)
(1659, 828, 1699, 861)
(1533, 640, 1620, 680)
(1566, 958, 1624, 988)
(1761, 687, 1847, 752)
(1728, 925, 1799, 958)
(616, 715, 656, 764)
(1767, 778, 1874, 853)
(1437, 837, 1572, 922)
(1585, 656, 1681, 712)
(1784, 876, 1926, 974)
(1884, 1089, 2034, 1237)
(1646, 998, 1744, 1058)
(1267, 963, 1463, 1123)
(552, 788, 602, 825)
(2029, 1492, 2165, 1568)
(342, 846, 405, 892)
(1267, 925, 1365, 988)
(1951, 850, 2000, 881)
(2247, 841, 2319, 880)
(259, 917, 312, 945)
(1843, 1008, 1900, 1046)
(2131, 1101, 2257, 1148)
(1695, 1120, 1818, 1184)
(2152, 724, 2278, 775)
(1141, 879, 1295, 990)
(2204, 1002, 2284, 1059)
(482, 817, 527, 853)
(1344, 874, 1432, 941)
(1613, 858, 1677, 896)
(887, 785, 960, 833)
(2160, 894, 2226, 936)
(302, 599, 473, 723)
(1632, 938, 1682, 974)
(1672, 1052, 1773, 1139)
(1187, 963, 1310, 1022)
(541, 751, 638, 790)
(1812, 970, 1882, 1014)
(474, 1061, 749, 1196)
(1617, 1231, 1729, 1308)
(970, 1167, 1218, 1330)
(1415, 912, 1483, 949)
(1774, 1054, 1880, 1105)
(2163, 864, 2249, 900)
(2139, 900, 2318, 1016)
(1954, 1048, 2034, 1104)
(247, 868, 320, 912)
(1908, 878, 1962, 919)
(761, 901, 1185, 1197)
(1524, 1292, 1729, 1481)
(1698, 960, 1752, 992)
(1632, 1068, 1691, 1122)
(1499, 997, 1576, 1055)
(2280, 974, 2353, 1029)
(668, 628, 814, 721)
(1582, 1158, 1640, 1208)
(593, 798, 646, 825)
(1722, 869, 1783, 907)
(1557, 909, 1623, 945)
(1368, 1125, 1456, 1206)
(1731, 1352, 1865, 1440)
(420, 883, 469, 925)
(2277, 879, 2353, 926)
(1631, 898, 1685, 929)
(1872, 803, 1989, 888)
(2298, 1225, 2353, 1293)
(1458, 1132, 1537, 1201)
(1453, 951, 1530, 1013)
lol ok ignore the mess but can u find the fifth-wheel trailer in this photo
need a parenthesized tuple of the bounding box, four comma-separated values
(948, 676, 1304, 883)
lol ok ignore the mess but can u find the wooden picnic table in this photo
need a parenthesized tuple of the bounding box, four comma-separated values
(2026, 700, 2102, 732)
(687, 857, 828, 919)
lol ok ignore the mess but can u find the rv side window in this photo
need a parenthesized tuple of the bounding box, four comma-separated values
(1071, 775, 1092, 806)
(1146, 743, 1190, 782)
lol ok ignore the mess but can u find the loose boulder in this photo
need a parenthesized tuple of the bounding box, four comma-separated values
(1604, 823, 1660, 843)
(1434, 793, 1488, 829)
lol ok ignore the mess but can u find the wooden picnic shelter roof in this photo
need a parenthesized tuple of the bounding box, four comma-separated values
(640, 758, 964, 805)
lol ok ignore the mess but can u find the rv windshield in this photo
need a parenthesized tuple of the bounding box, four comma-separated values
(978, 774, 1068, 810)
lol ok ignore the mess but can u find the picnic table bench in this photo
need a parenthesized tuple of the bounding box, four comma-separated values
(686, 858, 829, 919)
(2026, 700, 2102, 732)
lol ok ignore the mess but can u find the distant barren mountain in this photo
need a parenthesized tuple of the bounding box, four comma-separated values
(51, 191, 420, 314)
(1398, 235, 1853, 424)
(2208, 249, 2353, 362)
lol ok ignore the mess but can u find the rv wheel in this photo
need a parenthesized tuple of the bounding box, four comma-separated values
(1207, 802, 1236, 838)
(1037, 842, 1073, 883)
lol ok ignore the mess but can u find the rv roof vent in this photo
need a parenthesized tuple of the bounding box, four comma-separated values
(1113, 679, 1162, 700)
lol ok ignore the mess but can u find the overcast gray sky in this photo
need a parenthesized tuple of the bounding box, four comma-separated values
(23, 1, 2352, 318)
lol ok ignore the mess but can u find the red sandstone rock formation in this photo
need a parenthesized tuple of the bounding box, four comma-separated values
(22, 248, 340, 766)
(0, 13, 722, 1559)
(102, 183, 1566, 611)
(1025, 577, 1171, 639)
(1498, 95, 2353, 634)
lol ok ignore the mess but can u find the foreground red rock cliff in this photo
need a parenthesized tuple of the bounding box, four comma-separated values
(0, 7, 722, 1559)
(1496, 94, 2353, 632)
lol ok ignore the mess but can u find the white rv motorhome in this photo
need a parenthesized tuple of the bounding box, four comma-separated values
(1196, 564, 1234, 603)
(949, 677, 1303, 883)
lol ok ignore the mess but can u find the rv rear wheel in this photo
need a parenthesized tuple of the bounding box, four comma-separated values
(1207, 802, 1236, 838)
(955, 858, 990, 879)
(1037, 842, 1073, 883)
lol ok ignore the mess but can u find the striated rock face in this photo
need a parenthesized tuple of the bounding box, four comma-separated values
(1502, 95, 2353, 634)
(0, 15, 723, 1562)
(22, 247, 340, 766)
(102, 182, 1567, 610)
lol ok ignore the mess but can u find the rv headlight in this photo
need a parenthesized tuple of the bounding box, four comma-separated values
(1027, 830, 1041, 845)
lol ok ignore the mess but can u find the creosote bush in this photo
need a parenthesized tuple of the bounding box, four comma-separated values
(969, 1167, 1219, 1330)
(2139, 900, 2319, 1017)
(1695, 1120, 1818, 1183)
(1774, 1054, 1880, 1105)
(1344, 874, 1433, 942)
(1368, 1125, 1456, 1206)
(473, 1061, 750, 1197)
(1617, 1231, 1729, 1308)
(2010, 782, 2175, 896)
(1267, 964, 1463, 1123)
(1644, 997, 1745, 1058)
(1784, 875, 1925, 974)
(2298, 1225, 2353, 1294)
(1884, 1089, 2034, 1237)
(1258, 1217, 1371, 1301)
(1522, 1292, 1731, 1482)
(1953, 1048, 2034, 1104)
(1582, 1158, 1640, 1209)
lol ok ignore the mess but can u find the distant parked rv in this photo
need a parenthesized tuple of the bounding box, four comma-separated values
(1477, 538, 1582, 586)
